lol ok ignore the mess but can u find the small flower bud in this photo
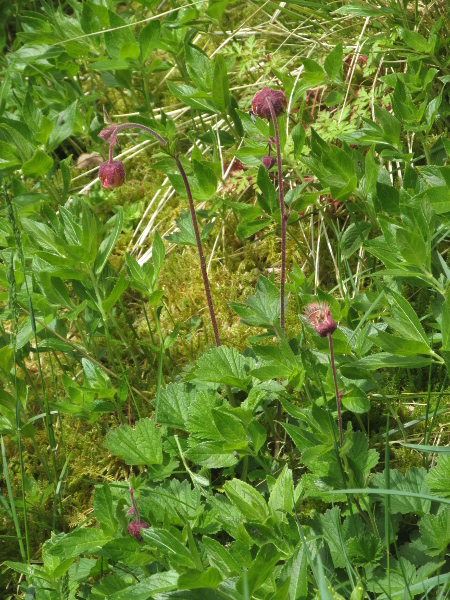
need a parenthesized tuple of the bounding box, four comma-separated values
(98, 126, 117, 144)
(303, 302, 337, 337)
(127, 520, 149, 540)
(261, 155, 276, 171)
(99, 161, 125, 189)
(251, 87, 287, 120)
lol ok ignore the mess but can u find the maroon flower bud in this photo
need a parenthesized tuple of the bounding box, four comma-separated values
(127, 520, 149, 540)
(303, 302, 337, 337)
(99, 161, 125, 189)
(261, 155, 276, 171)
(126, 506, 135, 516)
(251, 87, 287, 120)
(98, 126, 117, 144)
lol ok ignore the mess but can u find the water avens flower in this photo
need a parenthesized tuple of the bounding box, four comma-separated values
(303, 301, 342, 446)
(251, 87, 287, 120)
(99, 160, 126, 189)
(261, 155, 276, 171)
(303, 302, 337, 338)
(128, 520, 149, 540)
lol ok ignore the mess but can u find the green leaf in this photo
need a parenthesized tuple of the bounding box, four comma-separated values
(374, 105, 401, 147)
(268, 465, 293, 517)
(119, 41, 140, 61)
(141, 528, 197, 568)
(212, 55, 229, 112)
(104, 418, 163, 466)
(102, 271, 129, 314)
(385, 290, 429, 345)
(426, 456, 450, 498)
(341, 222, 372, 259)
(349, 353, 432, 370)
(324, 42, 343, 82)
(45, 528, 112, 562)
(22, 149, 53, 177)
(166, 209, 213, 246)
(230, 275, 281, 328)
(93, 484, 118, 536)
(94, 209, 124, 275)
(291, 123, 306, 158)
(195, 346, 251, 390)
(396, 227, 426, 266)
(109, 571, 179, 599)
(235, 217, 271, 238)
(371, 468, 431, 516)
(212, 407, 248, 449)
(341, 387, 370, 414)
(193, 160, 217, 199)
(419, 508, 450, 556)
(286, 545, 307, 600)
(139, 20, 161, 62)
(178, 568, 222, 590)
(47, 101, 78, 152)
(158, 383, 192, 430)
(186, 441, 238, 468)
(102, 537, 153, 567)
(236, 543, 280, 596)
(224, 479, 268, 521)
(185, 44, 213, 92)
(203, 536, 240, 577)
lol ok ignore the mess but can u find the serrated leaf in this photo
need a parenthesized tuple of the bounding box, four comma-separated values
(94, 484, 118, 536)
(109, 570, 179, 599)
(371, 467, 431, 516)
(158, 383, 192, 430)
(139, 20, 161, 62)
(419, 508, 450, 556)
(195, 346, 251, 390)
(104, 419, 162, 466)
(141, 528, 197, 568)
(426, 456, 450, 498)
(268, 465, 293, 516)
(224, 479, 268, 521)
(186, 441, 238, 468)
(22, 149, 53, 177)
(94, 209, 124, 275)
(178, 567, 222, 590)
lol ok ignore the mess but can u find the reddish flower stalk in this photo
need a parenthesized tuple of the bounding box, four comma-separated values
(266, 98, 286, 333)
(127, 486, 148, 540)
(173, 155, 221, 347)
(303, 302, 342, 446)
(251, 88, 287, 457)
(98, 108, 221, 348)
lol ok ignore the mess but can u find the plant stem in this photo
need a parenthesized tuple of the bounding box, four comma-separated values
(267, 99, 286, 332)
(173, 155, 221, 348)
(267, 100, 286, 457)
(328, 332, 343, 447)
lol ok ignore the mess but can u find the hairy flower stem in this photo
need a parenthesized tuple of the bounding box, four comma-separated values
(173, 155, 221, 348)
(328, 332, 343, 447)
(129, 487, 140, 523)
(267, 99, 286, 457)
(267, 99, 286, 332)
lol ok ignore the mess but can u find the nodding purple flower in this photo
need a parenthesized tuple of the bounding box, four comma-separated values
(127, 520, 149, 540)
(303, 302, 337, 338)
(99, 160, 125, 189)
(261, 155, 276, 171)
(251, 87, 287, 121)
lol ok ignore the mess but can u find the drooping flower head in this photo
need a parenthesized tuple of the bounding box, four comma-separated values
(303, 302, 337, 337)
(127, 520, 149, 540)
(261, 155, 276, 171)
(99, 160, 125, 188)
(251, 87, 287, 121)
